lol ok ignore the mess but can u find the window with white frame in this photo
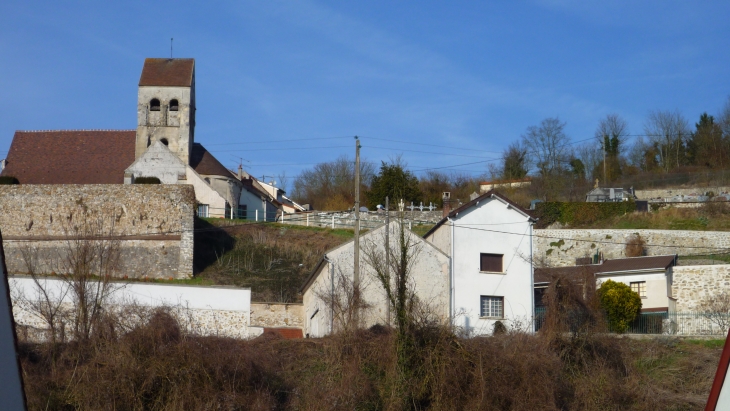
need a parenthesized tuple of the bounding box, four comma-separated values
(480, 296, 504, 318)
(630, 281, 646, 298)
(198, 204, 209, 218)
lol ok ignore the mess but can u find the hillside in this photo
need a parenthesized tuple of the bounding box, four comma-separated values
(194, 219, 354, 302)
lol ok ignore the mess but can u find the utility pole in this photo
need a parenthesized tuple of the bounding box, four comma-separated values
(385, 196, 390, 325)
(353, 136, 361, 325)
(603, 134, 607, 185)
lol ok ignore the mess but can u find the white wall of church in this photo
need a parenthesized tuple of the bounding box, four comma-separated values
(125, 141, 186, 184)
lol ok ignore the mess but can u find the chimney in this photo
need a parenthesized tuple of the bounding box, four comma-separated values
(442, 192, 451, 218)
(237, 164, 243, 180)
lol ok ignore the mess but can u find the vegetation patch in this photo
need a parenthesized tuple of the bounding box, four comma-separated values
(534, 201, 636, 228)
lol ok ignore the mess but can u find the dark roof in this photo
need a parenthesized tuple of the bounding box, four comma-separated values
(599, 255, 677, 273)
(139, 58, 195, 87)
(423, 190, 534, 238)
(191, 143, 233, 177)
(263, 328, 303, 339)
(534, 255, 677, 284)
(1, 130, 135, 184)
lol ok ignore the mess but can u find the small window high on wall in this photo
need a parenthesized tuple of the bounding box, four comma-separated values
(169, 99, 179, 111)
(150, 98, 161, 111)
(480, 253, 503, 273)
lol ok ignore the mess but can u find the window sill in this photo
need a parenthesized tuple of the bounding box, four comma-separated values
(479, 271, 505, 275)
(479, 317, 506, 320)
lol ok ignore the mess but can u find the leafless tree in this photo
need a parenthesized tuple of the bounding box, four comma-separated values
(292, 155, 375, 210)
(521, 117, 571, 177)
(644, 110, 690, 172)
(595, 114, 629, 182)
(699, 291, 730, 333)
(719, 96, 730, 138)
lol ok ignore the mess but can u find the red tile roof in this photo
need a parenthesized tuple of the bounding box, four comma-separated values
(263, 327, 303, 339)
(1, 130, 136, 184)
(139, 58, 195, 87)
(191, 143, 233, 177)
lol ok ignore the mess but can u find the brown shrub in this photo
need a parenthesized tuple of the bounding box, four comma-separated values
(625, 234, 646, 257)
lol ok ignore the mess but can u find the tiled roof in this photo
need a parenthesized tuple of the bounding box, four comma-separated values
(599, 255, 677, 273)
(190, 143, 233, 177)
(263, 328, 303, 339)
(1, 130, 135, 184)
(534, 255, 677, 284)
(139, 58, 194, 87)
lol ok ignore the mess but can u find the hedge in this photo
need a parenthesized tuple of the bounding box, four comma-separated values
(533, 200, 636, 228)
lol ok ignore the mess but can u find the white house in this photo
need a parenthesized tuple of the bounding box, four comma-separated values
(301, 220, 450, 338)
(424, 190, 536, 336)
(534, 254, 678, 313)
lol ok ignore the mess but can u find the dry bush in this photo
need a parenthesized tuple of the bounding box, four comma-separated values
(625, 233, 646, 257)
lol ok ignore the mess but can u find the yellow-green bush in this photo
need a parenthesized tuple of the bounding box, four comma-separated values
(598, 280, 642, 333)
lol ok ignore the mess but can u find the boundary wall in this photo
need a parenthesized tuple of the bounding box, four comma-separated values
(0, 185, 195, 279)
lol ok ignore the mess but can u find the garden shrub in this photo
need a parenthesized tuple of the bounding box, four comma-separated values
(598, 280, 642, 333)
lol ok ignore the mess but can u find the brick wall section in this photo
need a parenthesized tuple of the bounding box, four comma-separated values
(250, 303, 304, 329)
(536, 229, 730, 267)
(0, 185, 195, 278)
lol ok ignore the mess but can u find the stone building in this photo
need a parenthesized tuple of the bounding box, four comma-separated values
(1, 58, 242, 219)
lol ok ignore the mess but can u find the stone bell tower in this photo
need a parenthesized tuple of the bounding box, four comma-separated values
(135, 58, 196, 164)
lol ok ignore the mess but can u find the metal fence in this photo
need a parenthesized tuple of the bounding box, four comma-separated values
(533, 307, 730, 336)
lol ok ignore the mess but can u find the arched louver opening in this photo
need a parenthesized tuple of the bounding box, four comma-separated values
(150, 98, 161, 111)
(169, 99, 179, 111)
(160, 138, 169, 146)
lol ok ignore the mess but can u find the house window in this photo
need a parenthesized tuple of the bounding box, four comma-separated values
(480, 253, 503, 272)
(480, 296, 503, 318)
(198, 204, 209, 218)
(630, 281, 646, 298)
(169, 99, 179, 111)
(238, 205, 247, 219)
(150, 98, 161, 111)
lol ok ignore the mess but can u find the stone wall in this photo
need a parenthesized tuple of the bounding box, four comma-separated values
(636, 186, 730, 200)
(0, 185, 195, 278)
(280, 210, 443, 230)
(536, 229, 730, 267)
(10, 276, 258, 340)
(250, 303, 304, 329)
(672, 265, 730, 312)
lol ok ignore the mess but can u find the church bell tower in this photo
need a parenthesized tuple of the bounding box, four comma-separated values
(135, 58, 196, 164)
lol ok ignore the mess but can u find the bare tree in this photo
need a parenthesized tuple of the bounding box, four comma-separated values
(698, 291, 730, 332)
(644, 110, 690, 172)
(521, 117, 571, 177)
(719, 96, 730, 138)
(292, 155, 375, 210)
(595, 114, 628, 183)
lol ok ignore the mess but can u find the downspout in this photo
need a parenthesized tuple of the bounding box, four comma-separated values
(529, 221, 535, 333)
(449, 217, 455, 326)
(324, 255, 334, 334)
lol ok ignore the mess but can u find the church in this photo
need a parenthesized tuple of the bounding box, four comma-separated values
(0, 58, 286, 219)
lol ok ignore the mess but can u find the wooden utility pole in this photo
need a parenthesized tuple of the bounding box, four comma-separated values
(353, 136, 361, 323)
(385, 196, 390, 325)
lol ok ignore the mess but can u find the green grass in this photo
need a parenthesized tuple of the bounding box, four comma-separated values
(685, 339, 726, 348)
(411, 224, 435, 237)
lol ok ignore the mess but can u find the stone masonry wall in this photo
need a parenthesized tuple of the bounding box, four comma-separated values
(672, 265, 730, 312)
(536, 229, 730, 267)
(0, 185, 195, 278)
(250, 303, 304, 329)
(636, 186, 730, 200)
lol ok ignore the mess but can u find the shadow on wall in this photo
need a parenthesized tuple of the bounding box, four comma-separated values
(193, 217, 235, 274)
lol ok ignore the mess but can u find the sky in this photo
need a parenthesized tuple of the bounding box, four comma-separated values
(1, 1, 729, 188)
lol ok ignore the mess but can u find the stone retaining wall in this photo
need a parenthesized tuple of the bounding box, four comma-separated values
(536, 229, 730, 267)
(0, 185, 195, 278)
(250, 303, 304, 329)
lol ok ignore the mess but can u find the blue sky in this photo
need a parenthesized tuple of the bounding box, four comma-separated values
(1, 1, 729, 186)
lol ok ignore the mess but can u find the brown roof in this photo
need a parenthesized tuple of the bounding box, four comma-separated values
(599, 255, 677, 273)
(534, 255, 677, 284)
(190, 143, 233, 177)
(1, 130, 135, 184)
(139, 58, 195, 87)
(423, 190, 535, 238)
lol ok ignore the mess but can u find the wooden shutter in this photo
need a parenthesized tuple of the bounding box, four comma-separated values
(480, 253, 503, 272)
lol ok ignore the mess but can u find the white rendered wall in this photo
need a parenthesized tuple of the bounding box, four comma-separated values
(303, 222, 450, 337)
(240, 189, 269, 221)
(596, 271, 671, 310)
(125, 141, 186, 184)
(185, 167, 227, 218)
(450, 197, 534, 336)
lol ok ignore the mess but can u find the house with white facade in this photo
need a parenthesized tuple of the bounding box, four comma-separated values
(424, 190, 536, 336)
(534, 254, 678, 313)
(301, 220, 450, 338)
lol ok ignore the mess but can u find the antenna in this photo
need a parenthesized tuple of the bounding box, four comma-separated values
(170, 38, 173, 59)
